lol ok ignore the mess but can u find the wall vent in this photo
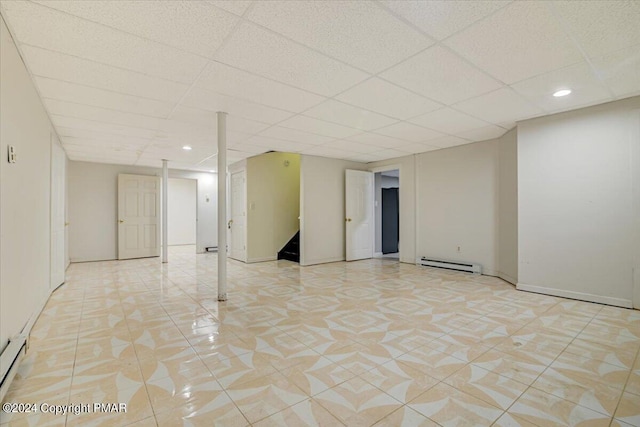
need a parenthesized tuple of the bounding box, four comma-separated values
(417, 257, 482, 274)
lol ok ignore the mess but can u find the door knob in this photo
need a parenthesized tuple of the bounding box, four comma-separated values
(119, 219, 125, 223)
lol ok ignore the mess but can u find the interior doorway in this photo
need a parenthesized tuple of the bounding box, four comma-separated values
(167, 178, 197, 250)
(374, 169, 400, 260)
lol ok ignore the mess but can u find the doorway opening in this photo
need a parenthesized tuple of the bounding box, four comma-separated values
(168, 178, 197, 253)
(374, 169, 400, 261)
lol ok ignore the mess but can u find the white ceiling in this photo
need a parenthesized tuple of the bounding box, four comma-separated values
(1, 0, 639, 172)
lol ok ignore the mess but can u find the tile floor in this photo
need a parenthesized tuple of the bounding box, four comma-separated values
(2, 246, 639, 426)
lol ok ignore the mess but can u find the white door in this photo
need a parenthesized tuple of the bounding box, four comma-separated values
(346, 169, 374, 261)
(118, 174, 160, 260)
(230, 170, 246, 261)
(50, 139, 66, 289)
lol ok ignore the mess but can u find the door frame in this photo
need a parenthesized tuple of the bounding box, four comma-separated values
(369, 164, 402, 260)
(229, 167, 247, 263)
(50, 136, 66, 290)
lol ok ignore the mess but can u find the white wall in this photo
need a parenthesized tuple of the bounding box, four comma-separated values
(369, 156, 416, 264)
(518, 97, 640, 308)
(168, 178, 197, 246)
(300, 155, 367, 266)
(0, 18, 59, 353)
(498, 129, 518, 284)
(416, 140, 500, 275)
(68, 161, 217, 261)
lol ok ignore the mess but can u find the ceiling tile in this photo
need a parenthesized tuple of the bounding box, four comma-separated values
(207, 0, 253, 16)
(1, 1, 207, 83)
(197, 62, 326, 113)
(510, 62, 612, 113)
(346, 132, 415, 149)
(374, 121, 444, 143)
(397, 143, 440, 154)
(51, 115, 157, 139)
(45, 99, 161, 130)
(258, 126, 334, 145)
(61, 135, 148, 149)
(277, 115, 361, 139)
(214, 22, 368, 96)
(181, 87, 294, 124)
(20, 46, 189, 102)
(453, 87, 544, 124)
(300, 145, 359, 160)
(427, 135, 472, 149)
(344, 153, 386, 163)
(552, 0, 640, 59)
(245, 135, 316, 153)
(380, 0, 510, 40)
(456, 125, 508, 142)
(31, 0, 239, 58)
(321, 140, 381, 154)
(247, 0, 432, 73)
(591, 44, 640, 99)
(228, 143, 269, 155)
(36, 77, 174, 118)
(408, 107, 490, 134)
(380, 45, 502, 105)
(444, 1, 583, 84)
(169, 106, 270, 135)
(303, 100, 397, 131)
(372, 148, 413, 161)
(336, 78, 441, 120)
(56, 126, 152, 144)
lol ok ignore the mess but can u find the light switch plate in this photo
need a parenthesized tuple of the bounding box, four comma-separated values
(8, 145, 17, 163)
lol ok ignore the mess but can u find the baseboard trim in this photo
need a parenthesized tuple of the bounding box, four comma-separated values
(498, 272, 518, 285)
(516, 282, 633, 308)
(300, 256, 344, 266)
(374, 252, 383, 258)
(247, 256, 277, 264)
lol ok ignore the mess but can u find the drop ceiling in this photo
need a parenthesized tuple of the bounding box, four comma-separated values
(1, 0, 638, 172)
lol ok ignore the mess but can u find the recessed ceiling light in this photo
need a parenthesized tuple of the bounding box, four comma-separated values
(553, 89, 571, 97)
(182, 145, 192, 151)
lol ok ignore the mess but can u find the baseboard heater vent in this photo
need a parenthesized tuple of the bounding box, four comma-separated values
(417, 257, 482, 274)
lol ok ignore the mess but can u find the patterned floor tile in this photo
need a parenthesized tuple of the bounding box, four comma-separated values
(225, 371, 308, 424)
(314, 376, 402, 426)
(509, 387, 611, 426)
(444, 364, 528, 410)
(407, 382, 503, 426)
(360, 360, 439, 404)
(4, 246, 640, 426)
(614, 392, 640, 426)
(253, 398, 344, 427)
(372, 406, 439, 426)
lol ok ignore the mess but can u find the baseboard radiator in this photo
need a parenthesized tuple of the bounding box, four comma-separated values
(0, 337, 27, 402)
(417, 257, 482, 274)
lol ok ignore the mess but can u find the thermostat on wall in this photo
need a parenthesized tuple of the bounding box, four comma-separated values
(8, 145, 17, 163)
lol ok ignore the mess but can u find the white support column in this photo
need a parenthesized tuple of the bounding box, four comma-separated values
(217, 112, 228, 301)
(162, 159, 169, 263)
